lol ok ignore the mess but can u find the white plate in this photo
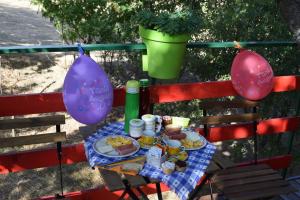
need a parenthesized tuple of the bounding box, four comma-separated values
(93, 135, 140, 158)
(162, 131, 207, 151)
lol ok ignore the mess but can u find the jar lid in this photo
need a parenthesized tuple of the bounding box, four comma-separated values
(140, 79, 149, 87)
(141, 114, 155, 122)
(126, 80, 139, 89)
(130, 119, 144, 127)
(126, 80, 139, 93)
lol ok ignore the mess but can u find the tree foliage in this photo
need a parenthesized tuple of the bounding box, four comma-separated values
(136, 9, 201, 35)
(32, 0, 200, 43)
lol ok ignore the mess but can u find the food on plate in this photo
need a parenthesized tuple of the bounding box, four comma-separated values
(164, 124, 187, 140)
(180, 131, 205, 149)
(164, 129, 181, 136)
(115, 143, 137, 155)
(165, 124, 182, 133)
(181, 138, 203, 149)
(175, 160, 187, 172)
(168, 133, 186, 140)
(185, 131, 201, 142)
(106, 136, 132, 148)
(177, 151, 188, 161)
(97, 144, 114, 154)
(161, 161, 175, 175)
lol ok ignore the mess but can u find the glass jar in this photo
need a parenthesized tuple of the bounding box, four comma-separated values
(129, 119, 144, 138)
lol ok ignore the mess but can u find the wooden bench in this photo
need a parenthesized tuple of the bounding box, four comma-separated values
(0, 115, 66, 198)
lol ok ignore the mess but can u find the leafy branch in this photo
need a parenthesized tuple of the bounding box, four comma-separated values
(136, 9, 202, 35)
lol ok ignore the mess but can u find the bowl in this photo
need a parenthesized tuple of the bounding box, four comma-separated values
(171, 117, 190, 128)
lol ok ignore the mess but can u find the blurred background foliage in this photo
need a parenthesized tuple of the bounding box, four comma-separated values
(32, 0, 299, 162)
(31, 0, 298, 78)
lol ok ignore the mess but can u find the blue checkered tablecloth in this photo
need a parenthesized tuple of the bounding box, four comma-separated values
(84, 122, 216, 200)
(84, 122, 148, 167)
(140, 143, 216, 200)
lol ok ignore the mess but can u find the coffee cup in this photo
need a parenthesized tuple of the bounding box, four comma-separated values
(166, 140, 184, 156)
(142, 114, 163, 133)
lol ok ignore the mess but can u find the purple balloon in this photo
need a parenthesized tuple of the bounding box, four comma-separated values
(63, 55, 113, 124)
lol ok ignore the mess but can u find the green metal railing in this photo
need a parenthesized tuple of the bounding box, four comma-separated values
(0, 41, 296, 54)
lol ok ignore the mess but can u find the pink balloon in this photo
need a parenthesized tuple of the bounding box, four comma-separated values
(231, 50, 274, 100)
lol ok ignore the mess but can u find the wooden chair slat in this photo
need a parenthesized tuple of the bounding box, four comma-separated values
(215, 169, 277, 182)
(124, 174, 148, 188)
(0, 115, 65, 130)
(228, 185, 296, 200)
(98, 169, 125, 191)
(0, 132, 66, 148)
(199, 113, 260, 125)
(215, 174, 282, 188)
(199, 100, 259, 110)
(223, 179, 288, 195)
(216, 164, 269, 176)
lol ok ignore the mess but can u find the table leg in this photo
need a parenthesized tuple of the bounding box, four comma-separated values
(143, 177, 163, 200)
(156, 182, 163, 200)
(122, 179, 139, 200)
(118, 190, 127, 200)
(209, 180, 214, 200)
(136, 187, 150, 200)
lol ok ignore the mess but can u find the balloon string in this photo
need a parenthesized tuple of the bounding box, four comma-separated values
(77, 43, 84, 56)
(233, 41, 242, 49)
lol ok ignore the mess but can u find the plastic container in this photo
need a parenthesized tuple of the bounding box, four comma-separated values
(139, 26, 190, 79)
(139, 79, 151, 118)
(124, 80, 140, 133)
(171, 116, 190, 128)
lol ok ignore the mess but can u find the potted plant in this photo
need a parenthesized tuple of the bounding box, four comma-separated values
(136, 9, 201, 79)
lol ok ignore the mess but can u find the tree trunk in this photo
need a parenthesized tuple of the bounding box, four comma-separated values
(277, 0, 300, 44)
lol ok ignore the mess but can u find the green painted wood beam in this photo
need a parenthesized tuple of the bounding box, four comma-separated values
(0, 41, 296, 55)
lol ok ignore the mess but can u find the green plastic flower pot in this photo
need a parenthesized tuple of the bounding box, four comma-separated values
(139, 26, 190, 79)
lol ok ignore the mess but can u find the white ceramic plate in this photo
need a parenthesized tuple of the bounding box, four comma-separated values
(93, 135, 140, 158)
(162, 131, 207, 151)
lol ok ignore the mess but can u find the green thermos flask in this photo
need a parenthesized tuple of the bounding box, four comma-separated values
(124, 80, 140, 133)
